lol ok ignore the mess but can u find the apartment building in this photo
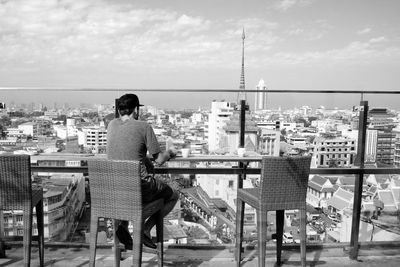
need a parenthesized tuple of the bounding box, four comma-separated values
(312, 137, 357, 168)
(81, 126, 107, 154)
(2, 174, 85, 241)
(207, 101, 235, 152)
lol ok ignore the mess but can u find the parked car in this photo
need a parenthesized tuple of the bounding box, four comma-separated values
(283, 232, 294, 243)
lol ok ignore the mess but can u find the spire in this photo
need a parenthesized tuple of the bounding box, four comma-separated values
(237, 28, 246, 103)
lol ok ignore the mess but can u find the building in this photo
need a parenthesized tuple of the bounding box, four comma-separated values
(2, 174, 85, 242)
(368, 108, 397, 130)
(287, 136, 308, 150)
(254, 79, 267, 111)
(258, 128, 280, 156)
(223, 112, 259, 154)
(5, 128, 26, 139)
(312, 137, 357, 168)
(376, 130, 396, 166)
(195, 162, 257, 226)
(42, 175, 85, 241)
(18, 122, 37, 137)
(80, 126, 107, 154)
(207, 101, 235, 152)
(307, 175, 336, 208)
(365, 129, 378, 162)
(395, 132, 400, 167)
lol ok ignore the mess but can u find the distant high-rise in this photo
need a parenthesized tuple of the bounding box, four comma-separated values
(237, 28, 246, 103)
(255, 79, 267, 111)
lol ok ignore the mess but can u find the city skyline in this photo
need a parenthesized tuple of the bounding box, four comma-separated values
(1, 0, 400, 109)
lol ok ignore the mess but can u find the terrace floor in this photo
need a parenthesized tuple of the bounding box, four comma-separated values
(1, 242, 400, 267)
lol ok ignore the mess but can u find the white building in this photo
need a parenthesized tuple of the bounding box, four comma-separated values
(82, 126, 107, 154)
(281, 122, 298, 132)
(5, 128, 26, 139)
(287, 136, 308, 150)
(207, 101, 235, 152)
(18, 122, 37, 137)
(2, 174, 85, 242)
(312, 137, 357, 168)
(254, 79, 267, 111)
(259, 128, 280, 156)
(196, 162, 257, 225)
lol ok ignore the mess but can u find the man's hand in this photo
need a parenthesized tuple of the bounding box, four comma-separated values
(168, 148, 177, 160)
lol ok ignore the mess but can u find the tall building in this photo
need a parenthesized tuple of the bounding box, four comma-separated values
(376, 130, 396, 166)
(207, 101, 235, 152)
(255, 79, 267, 111)
(365, 129, 378, 162)
(367, 108, 397, 166)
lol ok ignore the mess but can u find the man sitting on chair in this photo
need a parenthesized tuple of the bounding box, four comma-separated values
(106, 93, 178, 249)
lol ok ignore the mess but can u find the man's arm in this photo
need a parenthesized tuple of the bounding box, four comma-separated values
(153, 149, 176, 166)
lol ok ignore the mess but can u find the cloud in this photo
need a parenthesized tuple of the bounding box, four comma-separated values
(0, 0, 219, 71)
(266, 38, 400, 67)
(369, 36, 386, 43)
(357, 28, 371, 35)
(273, 0, 313, 12)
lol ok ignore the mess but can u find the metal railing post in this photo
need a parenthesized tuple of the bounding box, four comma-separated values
(237, 100, 248, 188)
(349, 100, 368, 259)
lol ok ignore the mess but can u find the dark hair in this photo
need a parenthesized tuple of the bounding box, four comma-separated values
(117, 94, 142, 116)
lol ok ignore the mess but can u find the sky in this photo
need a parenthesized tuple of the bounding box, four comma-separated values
(1, 0, 400, 110)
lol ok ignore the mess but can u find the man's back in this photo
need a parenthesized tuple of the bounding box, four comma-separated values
(106, 118, 160, 161)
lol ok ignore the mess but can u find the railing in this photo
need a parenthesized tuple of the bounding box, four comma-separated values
(2, 88, 400, 261)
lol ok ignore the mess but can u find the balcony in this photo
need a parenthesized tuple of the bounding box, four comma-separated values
(2, 155, 400, 266)
(1, 88, 400, 266)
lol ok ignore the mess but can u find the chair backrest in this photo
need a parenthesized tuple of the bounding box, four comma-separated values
(259, 156, 312, 210)
(0, 154, 32, 210)
(88, 159, 142, 222)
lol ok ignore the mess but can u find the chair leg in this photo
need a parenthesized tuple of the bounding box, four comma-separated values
(132, 221, 142, 267)
(89, 215, 99, 267)
(300, 208, 307, 267)
(113, 219, 121, 267)
(155, 209, 164, 267)
(23, 207, 33, 267)
(276, 210, 284, 265)
(35, 200, 45, 267)
(235, 199, 245, 266)
(0, 210, 5, 258)
(257, 209, 267, 267)
(0, 240, 5, 258)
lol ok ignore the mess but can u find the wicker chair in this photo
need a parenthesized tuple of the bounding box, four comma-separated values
(235, 156, 312, 267)
(0, 154, 44, 267)
(88, 159, 164, 267)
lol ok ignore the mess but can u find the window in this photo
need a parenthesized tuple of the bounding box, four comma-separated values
(228, 180, 234, 188)
(215, 190, 219, 196)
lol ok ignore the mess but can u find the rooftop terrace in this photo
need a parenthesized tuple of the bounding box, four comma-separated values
(2, 89, 400, 266)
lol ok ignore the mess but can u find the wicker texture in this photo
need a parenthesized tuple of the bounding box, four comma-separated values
(0, 154, 44, 267)
(235, 156, 311, 267)
(88, 159, 164, 267)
